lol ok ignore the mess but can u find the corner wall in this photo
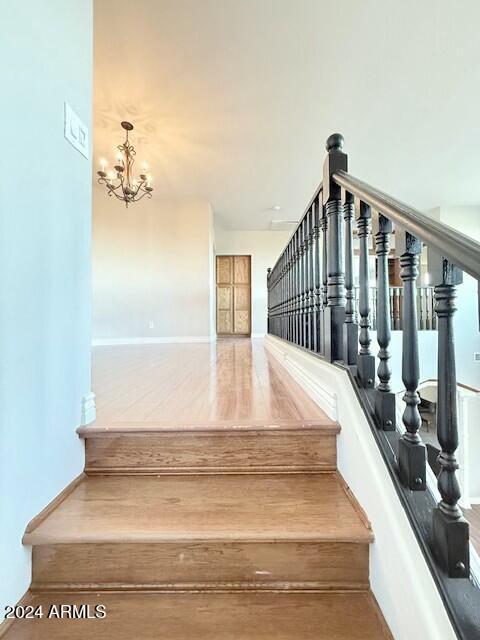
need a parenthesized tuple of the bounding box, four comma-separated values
(0, 0, 93, 612)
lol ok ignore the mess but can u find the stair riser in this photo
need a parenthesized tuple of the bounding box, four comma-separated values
(31, 541, 368, 591)
(84, 432, 337, 473)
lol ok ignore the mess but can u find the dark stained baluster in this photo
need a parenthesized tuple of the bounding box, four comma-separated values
(429, 254, 469, 578)
(298, 221, 305, 347)
(313, 196, 321, 353)
(323, 133, 347, 362)
(302, 216, 308, 348)
(320, 207, 328, 355)
(356, 201, 375, 387)
(267, 268, 271, 334)
(282, 252, 287, 338)
(290, 240, 295, 341)
(371, 287, 377, 330)
(303, 216, 309, 348)
(342, 188, 358, 364)
(295, 229, 301, 345)
(290, 241, 295, 341)
(276, 259, 280, 338)
(418, 288, 425, 330)
(374, 214, 395, 430)
(278, 259, 281, 338)
(397, 230, 426, 491)
(307, 208, 315, 350)
(425, 287, 431, 330)
(286, 243, 291, 341)
(389, 287, 394, 328)
(304, 215, 310, 348)
(393, 287, 401, 329)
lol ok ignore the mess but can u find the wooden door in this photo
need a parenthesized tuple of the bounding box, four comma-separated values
(216, 255, 251, 336)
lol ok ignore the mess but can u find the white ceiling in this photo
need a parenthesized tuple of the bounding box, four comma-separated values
(94, 0, 480, 230)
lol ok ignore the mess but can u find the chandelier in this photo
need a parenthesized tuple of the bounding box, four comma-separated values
(97, 121, 154, 207)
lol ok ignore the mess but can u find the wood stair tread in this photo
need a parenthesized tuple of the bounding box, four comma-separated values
(78, 419, 339, 435)
(2, 592, 392, 639)
(23, 472, 372, 545)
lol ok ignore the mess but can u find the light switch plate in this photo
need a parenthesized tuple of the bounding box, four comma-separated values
(64, 102, 89, 159)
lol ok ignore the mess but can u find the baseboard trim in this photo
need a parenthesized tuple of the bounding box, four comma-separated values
(23, 473, 86, 538)
(265, 336, 337, 420)
(80, 392, 96, 426)
(92, 336, 214, 346)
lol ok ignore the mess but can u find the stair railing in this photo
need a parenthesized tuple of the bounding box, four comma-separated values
(352, 285, 435, 330)
(267, 133, 480, 637)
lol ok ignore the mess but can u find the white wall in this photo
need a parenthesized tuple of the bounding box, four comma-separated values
(92, 192, 214, 341)
(0, 0, 93, 613)
(214, 228, 291, 335)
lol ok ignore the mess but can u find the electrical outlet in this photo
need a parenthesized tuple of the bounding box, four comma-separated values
(474, 352, 480, 363)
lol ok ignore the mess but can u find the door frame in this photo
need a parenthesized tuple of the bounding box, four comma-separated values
(215, 254, 252, 337)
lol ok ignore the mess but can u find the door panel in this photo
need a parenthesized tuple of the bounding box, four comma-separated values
(217, 256, 232, 284)
(234, 309, 250, 334)
(217, 310, 233, 334)
(217, 286, 232, 310)
(234, 286, 250, 311)
(234, 256, 250, 284)
(216, 255, 251, 336)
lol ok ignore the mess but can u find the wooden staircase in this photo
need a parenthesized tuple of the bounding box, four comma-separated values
(5, 419, 392, 638)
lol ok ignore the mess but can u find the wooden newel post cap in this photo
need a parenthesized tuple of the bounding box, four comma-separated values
(326, 133, 345, 152)
(323, 133, 347, 203)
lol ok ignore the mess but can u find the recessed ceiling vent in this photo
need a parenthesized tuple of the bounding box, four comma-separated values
(270, 220, 298, 231)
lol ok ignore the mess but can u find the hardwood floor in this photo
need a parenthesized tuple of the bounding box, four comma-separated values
(2, 339, 392, 639)
(91, 339, 330, 425)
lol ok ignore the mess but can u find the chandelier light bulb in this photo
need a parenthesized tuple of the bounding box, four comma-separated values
(97, 121, 154, 207)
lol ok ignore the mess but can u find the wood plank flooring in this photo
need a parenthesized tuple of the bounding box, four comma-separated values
(91, 339, 331, 426)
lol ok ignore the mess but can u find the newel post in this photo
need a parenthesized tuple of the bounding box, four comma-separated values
(322, 133, 346, 362)
(397, 229, 426, 491)
(429, 252, 469, 578)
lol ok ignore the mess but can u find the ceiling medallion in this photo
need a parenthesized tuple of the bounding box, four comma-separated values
(97, 121, 153, 207)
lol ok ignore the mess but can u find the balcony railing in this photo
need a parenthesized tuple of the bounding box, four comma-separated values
(354, 285, 436, 331)
(267, 134, 480, 639)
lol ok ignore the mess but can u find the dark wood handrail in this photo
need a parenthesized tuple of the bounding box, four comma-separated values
(333, 170, 480, 280)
